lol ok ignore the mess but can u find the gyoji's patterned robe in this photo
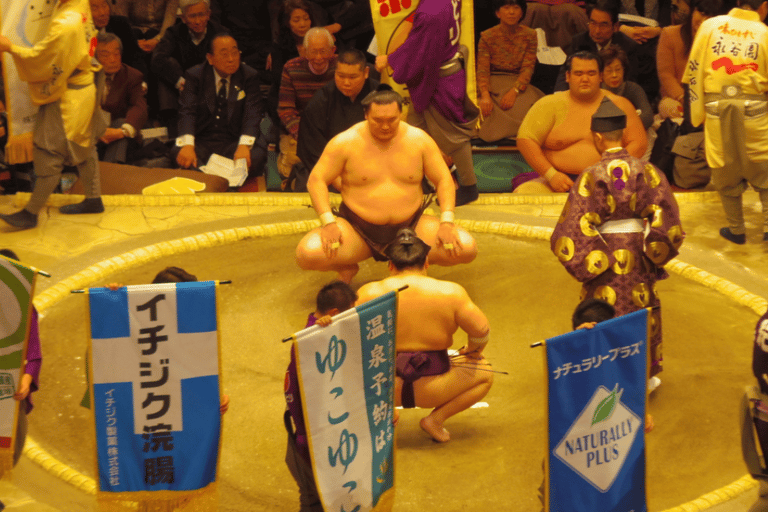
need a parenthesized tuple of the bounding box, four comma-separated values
(551, 147, 684, 376)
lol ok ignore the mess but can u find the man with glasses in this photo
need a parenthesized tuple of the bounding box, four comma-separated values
(95, 32, 148, 164)
(151, 0, 225, 132)
(554, 0, 640, 91)
(174, 33, 267, 180)
(297, 49, 378, 173)
(277, 28, 337, 182)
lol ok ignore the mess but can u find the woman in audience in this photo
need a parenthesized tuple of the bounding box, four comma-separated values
(599, 47, 653, 130)
(476, 0, 543, 143)
(656, 0, 722, 119)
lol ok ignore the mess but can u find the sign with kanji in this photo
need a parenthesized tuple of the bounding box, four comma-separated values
(294, 291, 397, 512)
(544, 309, 649, 512)
(0, 254, 37, 475)
(88, 282, 221, 508)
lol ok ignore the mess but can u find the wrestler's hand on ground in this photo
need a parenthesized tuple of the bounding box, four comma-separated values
(479, 93, 493, 117)
(320, 222, 343, 258)
(106, 283, 124, 291)
(0, 36, 11, 52)
(375, 55, 389, 73)
(500, 89, 518, 110)
(220, 394, 230, 415)
(575, 322, 597, 330)
(176, 145, 197, 169)
(436, 223, 462, 258)
(548, 171, 574, 193)
(234, 144, 251, 168)
(316, 315, 333, 327)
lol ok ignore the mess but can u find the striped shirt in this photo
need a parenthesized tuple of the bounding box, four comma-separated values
(278, 55, 337, 138)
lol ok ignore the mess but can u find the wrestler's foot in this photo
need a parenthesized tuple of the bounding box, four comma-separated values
(719, 227, 745, 244)
(337, 264, 359, 284)
(455, 184, 479, 207)
(60, 197, 104, 215)
(0, 209, 37, 229)
(420, 416, 450, 443)
(644, 414, 654, 434)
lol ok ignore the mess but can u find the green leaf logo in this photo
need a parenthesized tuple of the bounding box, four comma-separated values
(591, 384, 623, 426)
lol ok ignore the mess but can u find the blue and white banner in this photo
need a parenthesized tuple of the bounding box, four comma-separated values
(294, 291, 397, 512)
(545, 309, 649, 512)
(89, 282, 221, 498)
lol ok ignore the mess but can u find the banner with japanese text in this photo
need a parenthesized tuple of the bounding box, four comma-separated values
(294, 291, 397, 512)
(0, 254, 37, 475)
(544, 309, 649, 512)
(88, 281, 222, 511)
(369, 0, 477, 111)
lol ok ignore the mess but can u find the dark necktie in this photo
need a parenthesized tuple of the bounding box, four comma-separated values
(215, 78, 228, 122)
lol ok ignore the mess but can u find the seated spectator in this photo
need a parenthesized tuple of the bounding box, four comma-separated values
(174, 33, 267, 179)
(521, 0, 589, 50)
(267, 0, 327, 128)
(312, 0, 374, 53)
(598, 46, 652, 129)
(270, 0, 326, 89)
(516, 51, 646, 193)
(555, 0, 640, 91)
(123, 0, 179, 54)
(90, 0, 146, 76)
(95, 33, 149, 164)
(215, 0, 273, 80)
(476, 0, 544, 142)
(656, 0, 722, 120)
(618, 0, 662, 43)
(277, 27, 337, 180)
(297, 48, 378, 173)
(151, 0, 225, 133)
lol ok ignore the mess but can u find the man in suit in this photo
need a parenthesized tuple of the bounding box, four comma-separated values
(95, 33, 148, 164)
(90, 0, 147, 76)
(151, 0, 225, 131)
(175, 33, 267, 178)
(554, 0, 641, 91)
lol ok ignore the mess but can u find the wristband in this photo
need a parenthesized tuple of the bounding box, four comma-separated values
(440, 211, 455, 224)
(468, 332, 490, 347)
(320, 212, 336, 226)
(544, 167, 558, 181)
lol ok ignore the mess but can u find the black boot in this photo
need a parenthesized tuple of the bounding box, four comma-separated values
(0, 209, 37, 229)
(60, 197, 104, 215)
(719, 227, 746, 244)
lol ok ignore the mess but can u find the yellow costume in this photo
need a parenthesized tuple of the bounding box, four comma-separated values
(683, 7, 768, 240)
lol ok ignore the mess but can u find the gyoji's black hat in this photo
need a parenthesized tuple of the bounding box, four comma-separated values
(591, 96, 626, 132)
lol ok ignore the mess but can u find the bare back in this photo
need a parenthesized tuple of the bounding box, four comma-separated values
(358, 273, 487, 353)
(333, 122, 429, 224)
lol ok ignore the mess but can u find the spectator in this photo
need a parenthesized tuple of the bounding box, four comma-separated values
(151, 0, 225, 133)
(555, 0, 640, 91)
(95, 33, 148, 164)
(174, 33, 267, 179)
(297, 49, 377, 174)
(521, 0, 589, 50)
(90, 0, 147, 76)
(123, 0, 180, 53)
(276, 27, 337, 181)
(656, 0, 722, 120)
(312, 0, 373, 53)
(476, 0, 544, 143)
(599, 46, 653, 130)
(214, 0, 273, 79)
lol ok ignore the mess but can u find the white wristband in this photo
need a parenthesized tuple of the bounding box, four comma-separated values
(440, 211, 455, 224)
(544, 167, 558, 181)
(320, 212, 336, 226)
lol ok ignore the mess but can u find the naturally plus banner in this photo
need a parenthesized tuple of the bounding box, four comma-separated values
(545, 309, 648, 512)
(554, 384, 641, 492)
